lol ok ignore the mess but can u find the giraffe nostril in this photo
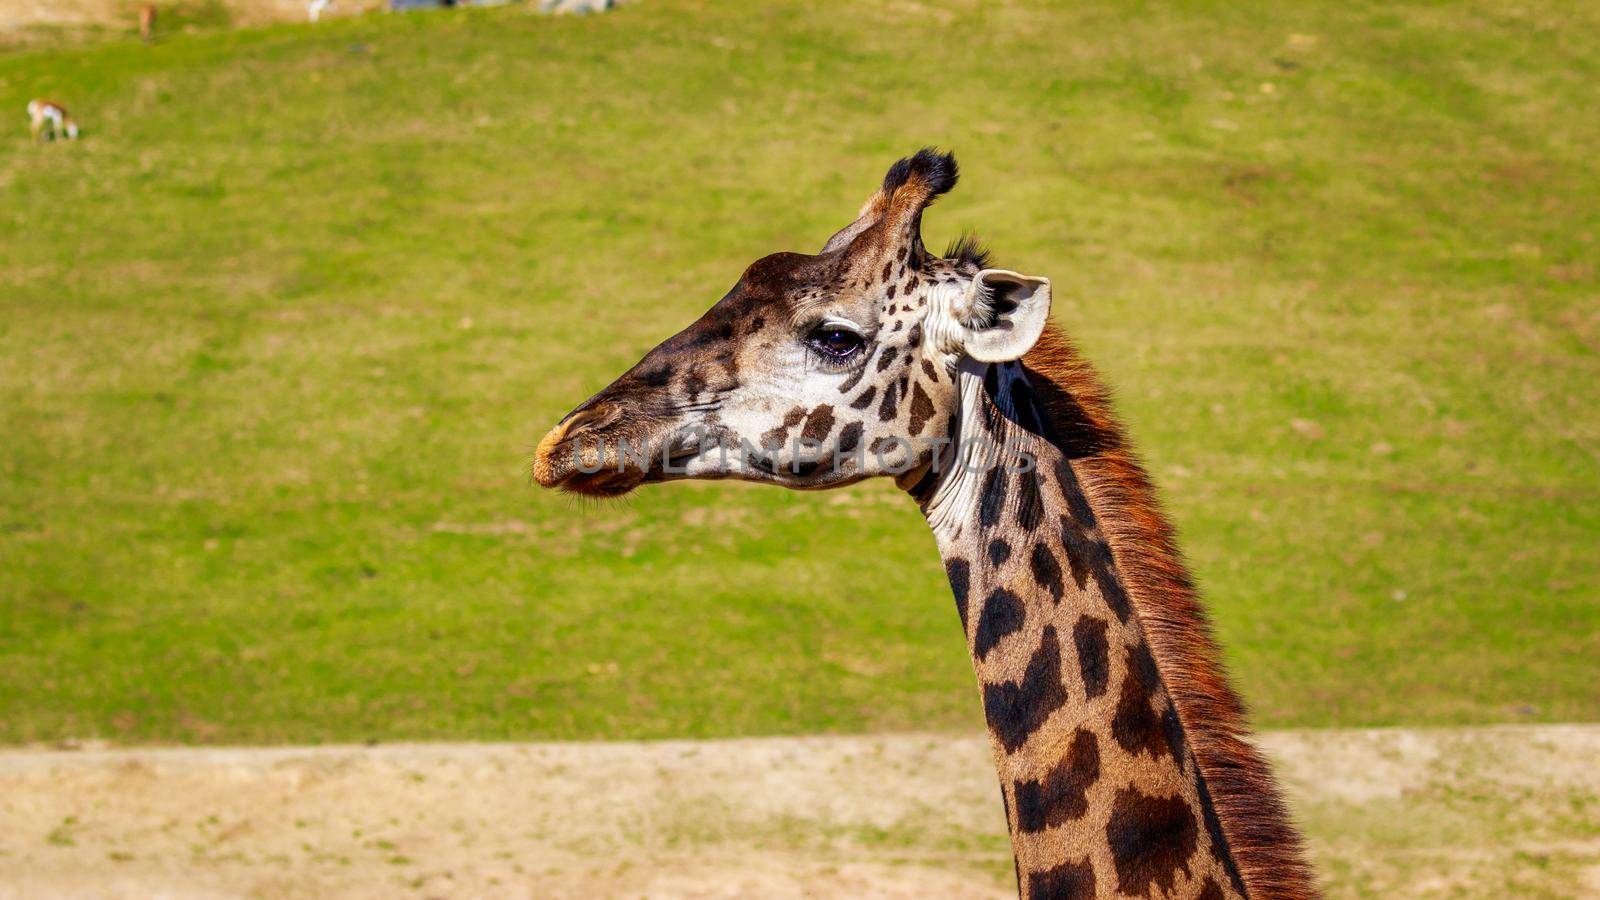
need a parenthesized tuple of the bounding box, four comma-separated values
(564, 403, 621, 437)
(534, 402, 619, 489)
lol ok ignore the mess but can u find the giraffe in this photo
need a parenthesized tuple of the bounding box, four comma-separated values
(531, 149, 1318, 899)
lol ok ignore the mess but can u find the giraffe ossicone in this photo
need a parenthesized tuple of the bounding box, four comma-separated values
(533, 149, 1319, 900)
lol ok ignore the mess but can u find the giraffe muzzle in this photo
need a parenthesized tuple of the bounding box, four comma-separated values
(531, 402, 662, 497)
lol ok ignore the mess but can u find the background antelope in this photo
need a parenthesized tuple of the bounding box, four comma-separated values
(27, 100, 79, 142)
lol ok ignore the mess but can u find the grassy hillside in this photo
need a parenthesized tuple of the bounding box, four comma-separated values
(1, 0, 1595, 744)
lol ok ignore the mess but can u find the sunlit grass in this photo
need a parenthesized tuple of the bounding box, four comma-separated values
(0, 0, 1595, 744)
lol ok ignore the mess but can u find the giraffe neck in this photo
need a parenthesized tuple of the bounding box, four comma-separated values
(907, 351, 1303, 899)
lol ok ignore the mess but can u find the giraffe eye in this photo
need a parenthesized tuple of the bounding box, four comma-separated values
(806, 326, 865, 361)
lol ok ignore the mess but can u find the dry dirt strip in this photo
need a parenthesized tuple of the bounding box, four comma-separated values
(1, 726, 1596, 899)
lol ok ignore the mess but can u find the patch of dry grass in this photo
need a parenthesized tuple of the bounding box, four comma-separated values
(0, 727, 1594, 897)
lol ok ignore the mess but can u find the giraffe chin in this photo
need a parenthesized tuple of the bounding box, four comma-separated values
(549, 468, 647, 498)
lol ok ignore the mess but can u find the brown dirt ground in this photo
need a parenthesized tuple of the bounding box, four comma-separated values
(0, 726, 1596, 898)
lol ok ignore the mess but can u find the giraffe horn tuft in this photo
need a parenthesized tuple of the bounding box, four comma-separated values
(821, 148, 961, 255)
(880, 146, 960, 201)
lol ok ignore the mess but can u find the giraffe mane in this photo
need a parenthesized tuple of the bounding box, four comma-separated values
(1021, 323, 1320, 900)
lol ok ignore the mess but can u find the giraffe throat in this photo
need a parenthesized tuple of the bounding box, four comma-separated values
(913, 359, 1247, 900)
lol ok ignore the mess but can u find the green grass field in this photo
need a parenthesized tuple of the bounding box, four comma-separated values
(1, 0, 1596, 745)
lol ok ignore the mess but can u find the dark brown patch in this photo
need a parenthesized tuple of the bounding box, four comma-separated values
(849, 385, 877, 411)
(974, 587, 1024, 661)
(1087, 540, 1132, 622)
(1058, 516, 1092, 591)
(1016, 472, 1043, 531)
(1014, 728, 1099, 832)
(1112, 645, 1172, 761)
(687, 320, 737, 347)
(1105, 787, 1198, 897)
(1072, 617, 1110, 700)
(837, 421, 863, 454)
(878, 381, 899, 421)
(640, 364, 674, 387)
(1161, 704, 1187, 762)
(979, 467, 1008, 529)
(908, 381, 936, 436)
(761, 406, 808, 451)
(947, 558, 971, 631)
(1029, 543, 1063, 602)
(1053, 458, 1097, 527)
(1025, 858, 1096, 900)
(800, 405, 835, 443)
(987, 538, 1012, 566)
(983, 625, 1067, 752)
(1198, 879, 1226, 900)
(1130, 636, 1161, 688)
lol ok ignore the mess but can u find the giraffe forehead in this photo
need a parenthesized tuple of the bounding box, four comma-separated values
(688, 251, 879, 341)
(736, 251, 830, 294)
(705, 244, 974, 346)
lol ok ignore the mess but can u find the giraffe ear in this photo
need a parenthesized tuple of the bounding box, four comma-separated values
(960, 270, 1052, 363)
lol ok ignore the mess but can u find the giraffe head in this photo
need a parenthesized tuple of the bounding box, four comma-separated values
(532, 149, 1052, 497)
